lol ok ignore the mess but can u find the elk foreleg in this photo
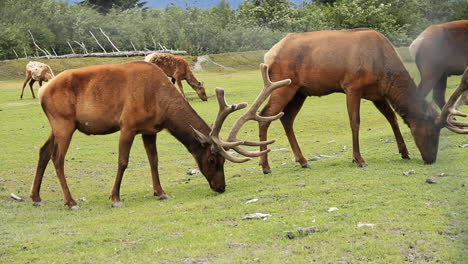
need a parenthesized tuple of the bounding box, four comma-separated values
(280, 93, 308, 168)
(50, 124, 77, 208)
(373, 100, 410, 159)
(176, 79, 186, 98)
(29, 79, 36, 99)
(110, 129, 135, 207)
(142, 134, 168, 200)
(258, 87, 298, 174)
(433, 75, 448, 110)
(346, 94, 366, 167)
(30, 134, 55, 206)
(20, 73, 32, 99)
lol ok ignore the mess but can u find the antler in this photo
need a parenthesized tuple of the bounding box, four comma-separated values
(209, 63, 291, 163)
(439, 67, 468, 134)
(226, 63, 291, 158)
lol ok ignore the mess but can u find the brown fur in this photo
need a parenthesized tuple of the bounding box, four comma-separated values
(20, 61, 54, 99)
(145, 53, 208, 101)
(259, 29, 443, 173)
(409, 20, 468, 109)
(32, 61, 224, 208)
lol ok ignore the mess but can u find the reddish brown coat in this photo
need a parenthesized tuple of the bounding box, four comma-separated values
(259, 29, 445, 173)
(145, 53, 208, 101)
(409, 20, 468, 109)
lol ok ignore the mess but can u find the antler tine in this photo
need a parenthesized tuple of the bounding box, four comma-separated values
(224, 63, 291, 157)
(440, 68, 468, 133)
(209, 87, 252, 162)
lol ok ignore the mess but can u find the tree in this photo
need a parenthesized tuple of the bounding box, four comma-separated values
(79, 0, 147, 14)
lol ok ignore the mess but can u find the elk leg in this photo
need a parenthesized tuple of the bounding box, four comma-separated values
(259, 87, 298, 174)
(142, 134, 168, 200)
(50, 124, 78, 208)
(30, 134, 55, 206)
(20, 74, 31, 99)
(29, 79, 36, 99)
(418, 71, 442, 100)
(176, 79, 186, 98)
(433, 75, 447, 110)
(110, 129, 135, 207)
(373, 100, 410, 159)
(346, 94, 366, 167)
(280, 93, 309, 168)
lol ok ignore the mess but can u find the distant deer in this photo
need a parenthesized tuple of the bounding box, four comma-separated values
(145, 53, 208, 101)
(20, 61, 54, 99)
(31, 61, 289, 209)
(409, 20, 468, 109)
(257, 29, 467, 174)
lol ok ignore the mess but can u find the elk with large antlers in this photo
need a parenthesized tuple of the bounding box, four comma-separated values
(258, 29, 467, 174)
(20, 61, 54, 99)
(145, 53, 208, 101)
(31, 61, 287, 209)
(409, 20, 468, 109)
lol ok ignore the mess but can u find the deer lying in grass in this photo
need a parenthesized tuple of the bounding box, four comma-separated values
(409, 20, 468, 109)
(258, 29, 467, 174)
(145, 53, 208, 101)
(32, 61, 289, 209)
(20, 61, 54, 99)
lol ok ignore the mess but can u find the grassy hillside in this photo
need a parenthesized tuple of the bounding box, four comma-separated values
(0, 52, 466, 263)
(0, 50, 266, 81)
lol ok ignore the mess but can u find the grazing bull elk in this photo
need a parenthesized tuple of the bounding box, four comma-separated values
(145, 53, 208, 101)
(409, 20, 468, 109)
(258, 29, 467, 174)
(20, 61, 54, 99)
(32, 62, 289, 208)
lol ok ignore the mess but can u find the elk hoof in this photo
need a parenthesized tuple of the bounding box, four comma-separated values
(32, 202, 42, 207)
(158, 194, 169, 200)
(358, 162, 368, 168)
(263, 169, 272, 174)
(301, 163, 311, 169)
(70, 205, 80, 210)
(402, 155, 411, 160)
(112, 201, 124, 208)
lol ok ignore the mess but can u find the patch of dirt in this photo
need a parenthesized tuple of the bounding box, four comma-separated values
(192, 55, 232, 72)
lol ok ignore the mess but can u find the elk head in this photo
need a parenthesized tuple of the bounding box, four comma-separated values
(412, 67, 468, 164)
(195, 81, 208, 101)
(192, 64, 291, 191)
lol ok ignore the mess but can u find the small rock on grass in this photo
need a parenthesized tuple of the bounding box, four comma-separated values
(357, 222, 376, 228)
(285, 231, 295, 239)
(459, 144, 468, 148)
(437, 172, 449, 177)
(242, 213, 272, 220)
(307, 156, 321, 161)
(403, 170, 415, 176)
(245, 198, 259, 204)
(297, 226, 319, 234)
(186, 169, 200, 175)
(327, 207, 339, 212)
(425, 178, 437, 184)
(10, 193, 24, 201)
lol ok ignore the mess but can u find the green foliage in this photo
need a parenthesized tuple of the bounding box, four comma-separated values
(0, 0, 465, 59)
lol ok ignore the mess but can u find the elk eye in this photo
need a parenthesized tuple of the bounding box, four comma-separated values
(208, 157, 215, 164)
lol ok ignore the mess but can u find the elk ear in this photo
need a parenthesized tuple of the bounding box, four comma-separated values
(191, 126, 210, 145)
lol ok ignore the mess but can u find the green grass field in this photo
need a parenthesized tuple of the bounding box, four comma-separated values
(0, 52, 466, 263)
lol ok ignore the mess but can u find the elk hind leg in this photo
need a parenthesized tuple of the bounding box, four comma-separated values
(50, 123, 78, 208)
(142, 134, 168, 200)
(373, 100, 409, 159)
(280, 93, 309, 168)
(110, 129, 135, 207)
(30, 134, 55, 206)
(346, 93, 367, 167)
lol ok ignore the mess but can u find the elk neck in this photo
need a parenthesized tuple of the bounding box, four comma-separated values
(185, 69, 201, 89)
(164, 98, 212, 155)
(384, 69, 437, 126)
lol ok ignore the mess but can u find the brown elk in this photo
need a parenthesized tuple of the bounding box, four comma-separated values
(31, 61, 289, 209)
(409, 20, 468, 109)
(258, 29, 467, 174)
(145, 53, 208, 101)
(20, 61, 55, 99)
